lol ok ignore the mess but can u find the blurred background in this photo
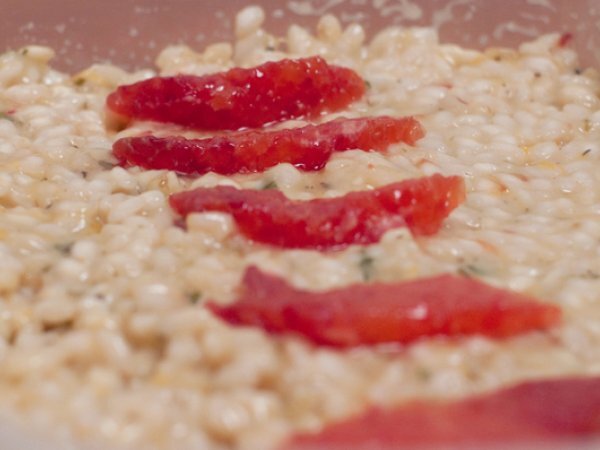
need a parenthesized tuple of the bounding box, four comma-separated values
(1, 0, 598, 71)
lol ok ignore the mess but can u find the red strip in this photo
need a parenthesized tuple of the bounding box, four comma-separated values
(207, 266, 560, 347)
(106, 56, 365, 130)
(285, 376, 599, 450)
(113, 116, 424, 175)
(169, 174, 465, 249)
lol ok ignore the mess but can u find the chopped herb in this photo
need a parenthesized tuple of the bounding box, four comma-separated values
(265, 45, 276, 51)
(364, 80, 372, 89)
(54, 242, 74, 255)
(358, 251, 375, 281)
(416, 367, 432, 381)
(574, 68, 582, 75)
(98, 160, 116, 170)
(581, 270, 599, 280)
(0, 112, 16, 123)
(457, 264, 486, 278)
(73, 77, 86, 86)
(20, 48, 29, 56)
(582, 148, 592, 156)
(42, 320, 74, 333)
(465, 367, 479, 381)
(261, 180, 278, 190)
(81, 171, 88, 179)
(187, 291, 203, 304)
(319, 181, 331, 189)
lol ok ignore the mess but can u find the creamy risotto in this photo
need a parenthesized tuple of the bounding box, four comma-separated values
(1, 5, 599, 449)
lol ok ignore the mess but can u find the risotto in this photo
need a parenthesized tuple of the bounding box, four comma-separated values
(1, 5, 599, 449)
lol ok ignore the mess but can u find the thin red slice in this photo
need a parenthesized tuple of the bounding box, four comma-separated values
(113, 116, 424, 175)
(284, 376, 600, 450)
(169, 174, 465, 249)
(207, 266, 560, 347)
(106, 56, 365, 130)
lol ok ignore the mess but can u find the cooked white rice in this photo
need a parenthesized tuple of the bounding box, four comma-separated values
(1, 5, 599, 449)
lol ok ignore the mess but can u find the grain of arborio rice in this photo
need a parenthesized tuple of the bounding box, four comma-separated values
(1, 5, 600, 450)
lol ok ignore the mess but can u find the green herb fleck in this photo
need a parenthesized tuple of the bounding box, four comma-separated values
(358, 251, 375, 281)
(98, 160, 115, 170)
(54, 242, 74, 255)
(20, 48, 29, 56)
(574, 68, 582, 75)
(42, 319, 74, 333)
(364, 80, 372, 89)
(187, 291, 203, 304)
(457, 264, 486, 278)
(261, 180, 278, 190)
(0, 112, 16, 123)
(465, 367, 479, 381)
(582, 148, 592, 156)
(581, 270, 599, 280)
(73, 77, 86, 86)
(265, 45, 276, 52)
(416, 367, 432, 381)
